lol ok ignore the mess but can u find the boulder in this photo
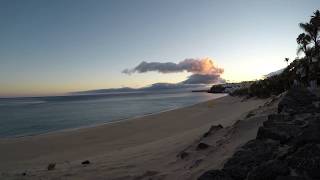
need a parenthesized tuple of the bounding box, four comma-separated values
(257, 124, 302, 143)
(177, 151, 189, 159)
(197, 143, 210, 150)
(263, 114, 291, 127)
(278, 88, 317, 114)
(81, 160, 90, 165)
(257, 127, 290, 143)
(223, 139, 279, 180)
(47, 163, 56, 171)
(257, 113, 306, 143)
(292, 117, 320, 147)
(286, 143, 320, 179)
(247, 160, 289, 180)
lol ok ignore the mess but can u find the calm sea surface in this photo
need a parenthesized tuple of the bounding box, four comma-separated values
(0, 91, 225, 138)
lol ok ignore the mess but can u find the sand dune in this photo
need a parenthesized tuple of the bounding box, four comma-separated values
(0, 95, 274, 180)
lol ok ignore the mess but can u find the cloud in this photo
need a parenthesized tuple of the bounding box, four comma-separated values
(123, 57, 225, 84)
(123, 57, 224, 75)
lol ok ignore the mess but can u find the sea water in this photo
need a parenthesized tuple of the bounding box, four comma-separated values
(0, 91, 225, 137)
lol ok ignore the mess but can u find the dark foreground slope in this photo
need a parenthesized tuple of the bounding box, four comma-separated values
(198, 88, 320, 180)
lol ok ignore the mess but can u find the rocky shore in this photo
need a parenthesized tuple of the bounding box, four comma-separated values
(198, 88, 320, 180)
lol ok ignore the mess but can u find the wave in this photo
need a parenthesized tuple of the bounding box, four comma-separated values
(0, 100, 46, 106)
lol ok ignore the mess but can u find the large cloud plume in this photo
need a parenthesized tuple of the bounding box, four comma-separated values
(123, 57, 225, 84)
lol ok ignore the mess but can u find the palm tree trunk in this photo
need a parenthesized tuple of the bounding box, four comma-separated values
(314, 37, 319, 55)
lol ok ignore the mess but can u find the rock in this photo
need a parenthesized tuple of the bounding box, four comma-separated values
(198, 170, 233, 180)
(256, 124, 302, 143)
(263, 114, 291, 127)
(81, 160, 90, 165)
(292, 117, 320, 147)
(278, 88, 317, 114)
(198, 88, 320, 180)
(177, 151, 189, 159)
(47, 163, 56, 171)
(263, 114, 307, 129)
(223, 139, 279, 180)
(286, 143, 320, 179)
(247, 160, 289, 180)
(197, 143, 210, 150)
(21, 172, 27, 176)
(203, 125, 223, 138)
(257, 114, 305, 143)
(257, 127, 290, 143)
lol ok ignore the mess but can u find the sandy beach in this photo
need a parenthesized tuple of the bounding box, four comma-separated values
(0, 95, 275, 180)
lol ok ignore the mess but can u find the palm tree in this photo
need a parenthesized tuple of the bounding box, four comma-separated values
(311, 10, 320, 27)
(296, 33, 311, 56)
(299, 23, 318, 51)
(299, 10, 320, 55)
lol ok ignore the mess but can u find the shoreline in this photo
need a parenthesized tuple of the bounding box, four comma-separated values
(0, 94, 227, 140)
(0, 95, 269, 179)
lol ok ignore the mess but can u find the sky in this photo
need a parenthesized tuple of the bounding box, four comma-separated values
(0, 0, 319, 97)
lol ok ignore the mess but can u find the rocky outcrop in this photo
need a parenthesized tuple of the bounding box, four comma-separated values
(198, 88, 320, 180)
(223, 139, 280, 180)
(278, 88, 318, 114)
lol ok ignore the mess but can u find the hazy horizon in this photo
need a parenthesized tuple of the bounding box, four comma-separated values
(1, 0, 319, 97)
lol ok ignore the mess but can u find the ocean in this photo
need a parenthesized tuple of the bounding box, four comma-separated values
(0, 91, 225, 138)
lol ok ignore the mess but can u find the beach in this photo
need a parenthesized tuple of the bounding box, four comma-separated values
(0, 95, 272, 180)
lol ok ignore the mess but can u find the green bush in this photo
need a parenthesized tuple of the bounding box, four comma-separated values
(209, 84, 226, 93)
(230, 87, 249, 96)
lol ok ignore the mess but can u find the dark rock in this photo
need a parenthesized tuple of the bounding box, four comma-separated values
(203, 125, 223, 138)
(47, 163, 56, 171)
(81, 160, 90, 165)
(257, 113, 306, 143)
(257, 127, 290, 143)
(256, 124, 302, 143)
(177, 151, 189, 159)
(223, 139, 279, 180)
(263, 114, 307, 129)
(197, 143, 210, 150)
(21, 172, 27, 176)
(209, 85, 226, 93)
(198, 89, 320, 180)
(286, 143, 320, 179)
(263, 114, 291, 127)
(198, 170, 233, 180)
(292, 117, 320, 147)
(247, 160, 289, 180)
(278, 88, 317, 114)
